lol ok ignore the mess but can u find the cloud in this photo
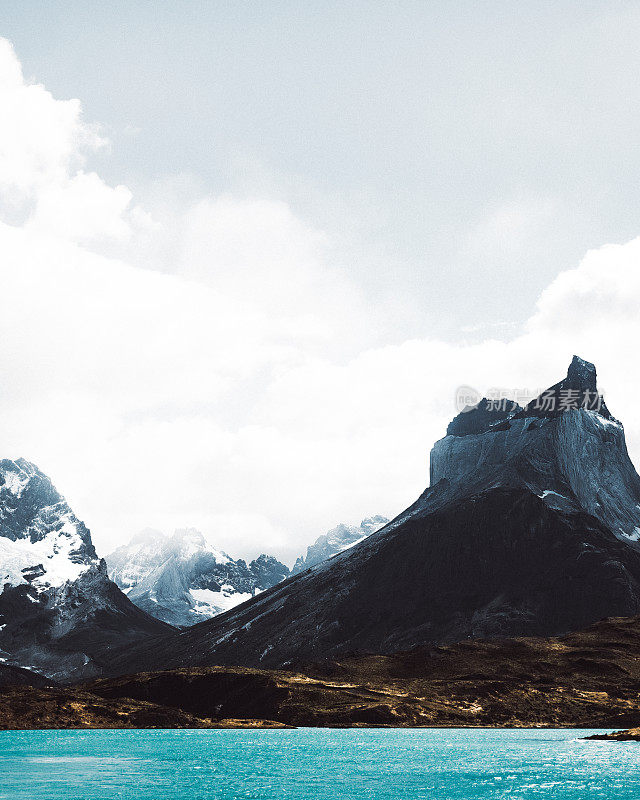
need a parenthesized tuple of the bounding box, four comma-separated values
(27, 172, 137, 243)
(0, 38, 149, 245)
(0, 39, 103, 206)
(1, 37, 640, 566)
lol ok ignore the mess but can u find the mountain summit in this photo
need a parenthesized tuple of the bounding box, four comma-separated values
(0, 459, 170, 681)
(431, 356, 638, 544)
(514, 355, 614, 421)
(110, 357, 640, 675)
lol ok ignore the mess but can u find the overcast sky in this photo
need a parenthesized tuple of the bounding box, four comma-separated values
(2, 3, 640, 563)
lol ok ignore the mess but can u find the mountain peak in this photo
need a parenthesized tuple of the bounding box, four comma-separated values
(170, 528, 206, 547)
(0, 458, 169, 680)
(446, 356, 609, 440)
(516, 354, 613, 421)
(566, 355, 598, 393)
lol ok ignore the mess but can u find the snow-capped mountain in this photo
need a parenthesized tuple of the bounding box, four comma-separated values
(110, 357, 640, 675)
(292, 516, 389, 574)
(0, 459, 170, 681)
(0, 458, 99, 589)
(106, 529, 290, 627)
(106, 528, 168, 592)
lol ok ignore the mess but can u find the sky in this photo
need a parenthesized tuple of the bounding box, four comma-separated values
(2, 3, 640, 563)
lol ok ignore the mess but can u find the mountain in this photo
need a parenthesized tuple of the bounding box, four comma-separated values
(0, 458, 171, 682)
(105, 528, 168, 592)
(109, 356, 640, 675)
(292, 516, 389, 574)
(106, 529, 290, 627)
(431, 356, 639, 543)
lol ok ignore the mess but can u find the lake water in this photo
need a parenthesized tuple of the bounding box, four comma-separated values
(0, 728, 638, 799)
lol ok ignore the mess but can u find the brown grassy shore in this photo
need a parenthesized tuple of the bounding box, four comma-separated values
(4, 615, 640, 730)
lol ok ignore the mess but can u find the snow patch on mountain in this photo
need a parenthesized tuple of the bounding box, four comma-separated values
(190, 587, 254, 616)
(1, 468, 30, 498)
(0, 458, 100, 595)
(0, 528, 90, 590)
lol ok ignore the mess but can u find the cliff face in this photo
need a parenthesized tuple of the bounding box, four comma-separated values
(107, 356, 640, 675)
(429, 409, 640, 543)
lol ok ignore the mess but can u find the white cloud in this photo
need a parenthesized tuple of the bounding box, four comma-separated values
(27, 172, 136, 242)
(0, 38, 149, 245)
(1, 37, 640, 567)
(0, 39, 103, 207)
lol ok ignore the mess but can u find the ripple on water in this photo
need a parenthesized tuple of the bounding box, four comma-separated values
(0, 728, 639, 800)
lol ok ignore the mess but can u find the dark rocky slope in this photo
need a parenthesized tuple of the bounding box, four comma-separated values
(108, 357, 640, 674)
(0, 663, 52, 688)
(586, 728, 640, 741)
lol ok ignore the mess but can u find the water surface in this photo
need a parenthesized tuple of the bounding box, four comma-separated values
(0, 728, 637, 799)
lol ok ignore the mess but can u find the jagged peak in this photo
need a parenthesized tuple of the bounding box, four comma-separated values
(566, 355, 598, 393)
(9, 457, 39, 474)
(516, 355, 613, 421)
(360, 514, 389, 528)
(445, 356, 614, 438)
(0, 458, 41, 481)
(251, 553, 283, 565)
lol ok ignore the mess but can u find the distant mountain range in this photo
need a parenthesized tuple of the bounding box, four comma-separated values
(106, 516, 389, 627)
(106, 529, 289, 627)
(291, 516, 388, 574)
(0, 449, 388, 679)
(109, 357, 640, 675)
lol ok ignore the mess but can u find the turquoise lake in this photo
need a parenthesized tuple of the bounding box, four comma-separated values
(0, 728, 637, 799)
